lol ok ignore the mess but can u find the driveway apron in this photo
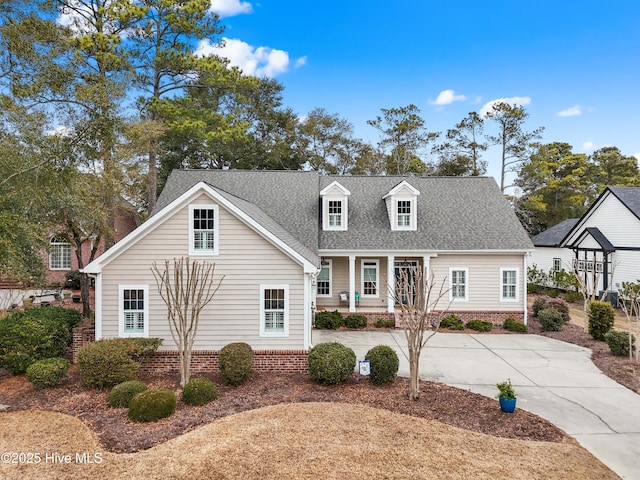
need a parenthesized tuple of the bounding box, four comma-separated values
(312, 330, 640, 480)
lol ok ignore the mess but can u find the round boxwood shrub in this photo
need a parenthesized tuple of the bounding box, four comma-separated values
(344, 314, 367, 329)
(439, 314, 464, 330)
(128, 388, 177, 423)
(532, 297, 549, 316)
(25, 357, 71, 390)
(604, 330, 635, 357)
(308, 342, 356, 385)
(314, 310, 344, 330)
(219, 342, 254, 386)
(546, 298, 570, 323)
(109, 380, 148, 408)
(365, 345, 399, 384)
(374, 317, 395, 328)
(588, 301, 615, 341)
(182, 378, 218, 406)
(465, 319, 493, 332)
(563, 291, 583, 303)
(503, 318, 528, 333)
(538, 308, 564, 332)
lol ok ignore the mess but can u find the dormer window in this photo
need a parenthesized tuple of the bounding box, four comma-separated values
(383, 181, 419, 231)
(320, 181, 350, 231)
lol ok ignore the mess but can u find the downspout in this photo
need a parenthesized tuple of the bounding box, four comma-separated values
(523, 253, 528, 325)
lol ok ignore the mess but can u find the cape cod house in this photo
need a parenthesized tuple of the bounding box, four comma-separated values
(81, 170, 533, 371)
(530, 186, 640, 299)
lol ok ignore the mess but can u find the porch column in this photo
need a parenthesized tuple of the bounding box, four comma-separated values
(387, 255, 395, 313)
(349, 255, 356, 312)
(422, 255, 431, 312)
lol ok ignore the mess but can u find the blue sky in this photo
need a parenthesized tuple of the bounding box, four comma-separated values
(208, 1, 640, 187)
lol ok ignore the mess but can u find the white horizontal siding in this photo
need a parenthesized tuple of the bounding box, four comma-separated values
(530, 247, 574, 274)
(100, 194, 305, 350)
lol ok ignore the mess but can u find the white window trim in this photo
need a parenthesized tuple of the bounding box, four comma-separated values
(449, 267, 469, 302)
(189, 204, 219, 256)
(49, 237, 72, 271)
(361, 259, 379, 298)
(393, 198, 416, 231)
(316, 260, 332, 297)
(118, 284, 149, 338)
(500, 267, 519, 302)
(260, 284, 289, 337)
(322, 196, 348, 231)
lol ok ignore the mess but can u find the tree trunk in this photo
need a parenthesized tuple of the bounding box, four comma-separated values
(408, 348, 421, 400)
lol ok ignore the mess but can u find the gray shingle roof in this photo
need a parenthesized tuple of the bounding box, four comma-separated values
(531, 218, 579, 247)
(155, 170, 532, 255)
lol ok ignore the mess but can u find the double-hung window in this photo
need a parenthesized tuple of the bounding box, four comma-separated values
(553, 258, 561, 272)
(260, 285, 289, 337)
(50, 237, 71, 270)
(450, 268, 468, 301)
(119, 285, 148, 337)
(189, 205, 219, 255)
(362, 260, 379, 297)
(396, 200, 412, 229)
(500, 268, 519, 302)
(317, 260, 332, 297)
(328, 201, 343, 228)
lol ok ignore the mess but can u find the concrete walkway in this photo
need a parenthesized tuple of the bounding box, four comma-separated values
(313, 330, 640, 480)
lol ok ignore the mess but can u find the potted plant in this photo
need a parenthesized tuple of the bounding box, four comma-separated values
(496, 379, 517, 413)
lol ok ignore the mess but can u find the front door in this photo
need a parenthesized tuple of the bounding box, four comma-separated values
(394, 260, 418, 305)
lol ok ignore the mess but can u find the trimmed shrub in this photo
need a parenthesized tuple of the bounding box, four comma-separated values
(546, 298, 570, 323)
(109, 380, 148, 408)
(128, 388, 177, 423)
(25, 357, 70, 390)
(374, 317, 395, 328)
(563, 291, 583, 303)
(532, 297, 548, 316)
(182, 378, 218, 406)
(538, 308, 564, 332)
(78, 338, 161, 388)
(344, 314, 367, 329)
(64, 270, 82, 290)
(0, 307, 81, 374)
(439, 314, 464, 330)
(503, 318, 528, 333)
(604, 330, 636, 357)
(465, 319, 493, 332)
(308, 342, 356, 385)
(314, 310, 344, 330)
(588, 301, 615, 341)
(365, 345, 399, 384)
(219, 342, 254, 386)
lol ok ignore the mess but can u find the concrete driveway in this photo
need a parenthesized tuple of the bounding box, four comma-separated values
(313, 330, 640, 480)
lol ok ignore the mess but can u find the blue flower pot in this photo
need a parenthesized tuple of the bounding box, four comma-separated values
(499, 398, 517, 413)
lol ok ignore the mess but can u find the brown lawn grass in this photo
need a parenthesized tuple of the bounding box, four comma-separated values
(0, 403, 618, 480)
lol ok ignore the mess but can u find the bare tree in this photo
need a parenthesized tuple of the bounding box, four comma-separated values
(570, 258, 616, 332)
(151, 257, 223, 386)
(618, 281, 640, 362)
(391, 267, 451, 400)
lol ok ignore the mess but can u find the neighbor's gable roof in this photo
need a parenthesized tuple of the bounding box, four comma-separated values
(84, 181, 319, 274)
(531, 218, 579, 247)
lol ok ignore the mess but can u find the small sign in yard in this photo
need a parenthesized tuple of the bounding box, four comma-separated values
(358, 360, 370, 376)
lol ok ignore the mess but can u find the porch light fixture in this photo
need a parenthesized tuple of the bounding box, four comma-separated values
(321, 258, 329, 266)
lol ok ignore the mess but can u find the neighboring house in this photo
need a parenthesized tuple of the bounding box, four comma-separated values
(530, 186, 640, 297)
(81, 170, 533, 371)
(530, 218, 578, 275)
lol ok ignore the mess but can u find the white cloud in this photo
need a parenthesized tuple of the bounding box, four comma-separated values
(429, 89, 466, 106)
(209, 0, 253, 17)
(480, 96, 532, 117)
(294, 56, 307, 68)
(557, 105, 583, 117)
(46, 126, 72, 137)
(195, 37, 291, 78)
(582, 141, 596, 152)
(634, 152, 640, 163)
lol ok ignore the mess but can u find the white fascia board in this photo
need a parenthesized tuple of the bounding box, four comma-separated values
(561, 189, 612, 247)
(318, 249, 530, 256)
(382, 180, 420, 199)
(320, 180, 351, 196)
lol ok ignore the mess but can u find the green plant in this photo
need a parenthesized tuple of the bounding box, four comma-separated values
(503, 318, 528, 333)
(374, 317, 395, 328)
(538, 308, 564, 332)
(0, 307, 81, 374)
(108, 380, 148, 408)
(604, 330, 636, 357)
(219, 342, 254, 386)
(496, 380, 516, 400)
(532, 296, 548, 316)
(308, 342, 356, 385)
(64, 270, 82, 290)
(25, 357, 70, 390)
(563, 291, 583, 303)
(439, 314, 464, 330)
(365, 345, 399, 384)
(588, 301, 615, 341)
(78, 338, 161, 388)
(314, 310, 344, 329)
(546, 298, 570, 323)
(465, 319, 493, 332)
(128, 388, 177, 422)
(182, 378, 218, 406)
(344, 314, 367, 329)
